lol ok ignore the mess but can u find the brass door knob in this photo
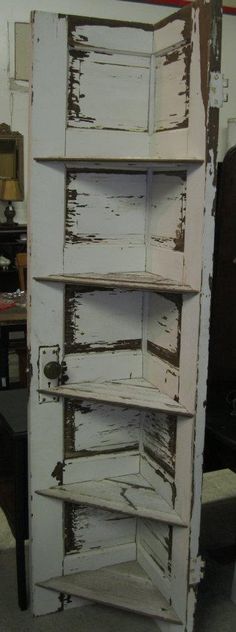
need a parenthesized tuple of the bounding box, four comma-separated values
(44, 361, 61, 380)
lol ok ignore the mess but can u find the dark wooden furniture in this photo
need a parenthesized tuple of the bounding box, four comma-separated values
(0, 300, 27, 389)
(205, 407, 236, 473)
(205, 146, 236, 472)
(0, 388, 28, 610)
(0, 224, 27, 292)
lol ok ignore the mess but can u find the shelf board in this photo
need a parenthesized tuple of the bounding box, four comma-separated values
(37, 560, 181, 622)
(37, 472, 185, 525)
(35, 272, 197, 294)
(38, 378, 191, 416)
(34, 156, 203, 164)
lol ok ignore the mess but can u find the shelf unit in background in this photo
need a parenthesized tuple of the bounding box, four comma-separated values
(28, 2, 222, 630)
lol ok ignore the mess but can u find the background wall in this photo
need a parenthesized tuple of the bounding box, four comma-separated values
(0, 0, 235, 224)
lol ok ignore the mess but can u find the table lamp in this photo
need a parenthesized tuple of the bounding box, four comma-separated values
(0, 178, 22, 223)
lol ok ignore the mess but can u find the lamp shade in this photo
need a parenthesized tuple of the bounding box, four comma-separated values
(0, 178, 22, 201)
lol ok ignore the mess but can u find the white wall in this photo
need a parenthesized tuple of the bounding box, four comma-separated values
(0, 0, 235, 224)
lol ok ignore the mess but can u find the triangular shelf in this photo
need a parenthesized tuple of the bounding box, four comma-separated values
(35, 272, 198, 294)
(39, 378, 191, 416)
(37, 472, 186, 525)
(37, 561, 182, 623)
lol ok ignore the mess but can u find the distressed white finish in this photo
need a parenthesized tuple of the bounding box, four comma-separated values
(39, 378, 190, 415)
(64, 399, 141, 457)
(28, 1, 221, 628)
(68, 51, 150, 132)
(69, 22, 152, 54)
(37, 473, 185, 525)
(35, 272, 195, 293)
(37, 561, 181, 622)
(154, 45, 189, 133)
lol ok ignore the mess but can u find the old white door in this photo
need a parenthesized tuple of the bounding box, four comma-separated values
(28, 1, 222, 630)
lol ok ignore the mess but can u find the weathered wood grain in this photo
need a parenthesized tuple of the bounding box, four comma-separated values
(142, 412, 176, 478)
(64, 399, 141, 458)
(34, 157, 204, 163)
(64, 503, 136, 555)
(37, 561, 181, 622)
(137, 519, 172, 601)
(154, 44, 190, 133)
(68, 18, 153, 54)
(148, 171, 186, 252)
(35, 272, 196, 293)
(37, 472, 185, 524)
(29, 1, 222, 626)
(39, 377, 190, 416)
(66, 170, 146, 244)
(64, 286, 142, 355)
(68, 49, 150, 132)
(146, 293, 182, 369)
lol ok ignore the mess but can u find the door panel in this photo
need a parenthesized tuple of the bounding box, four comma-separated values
(28, 1, 222, 627)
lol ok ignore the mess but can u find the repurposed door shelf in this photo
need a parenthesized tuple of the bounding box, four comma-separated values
(28, 2, 222, 630)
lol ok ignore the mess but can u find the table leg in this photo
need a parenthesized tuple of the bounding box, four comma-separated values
(14, 436, 28, 610)
(0, 326, 9, 389)
(15, 537, 27, 610)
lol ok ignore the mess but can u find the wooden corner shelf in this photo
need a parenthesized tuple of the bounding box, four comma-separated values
(37, 471, 186, 525)
(34, 272, 198, 294)
(38, 378, 192, 416)
(34, 156, 204, 164)
(37, 561, 182, 623)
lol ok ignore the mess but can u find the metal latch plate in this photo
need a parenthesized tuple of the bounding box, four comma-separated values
(38, 345, 60, 403)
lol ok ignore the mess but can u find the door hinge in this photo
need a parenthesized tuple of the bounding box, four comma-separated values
(210, 73, 229, 108)
(189, 556, 205, 586)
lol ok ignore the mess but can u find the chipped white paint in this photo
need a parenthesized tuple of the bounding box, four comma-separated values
(65, 400, 141, 457)
(38, 561, 181, 622)
(148, 171, 186, 251)
(65, 288, 142, 353)
(37, 472, 185, 524)
(69, 22, 152, 55)
(64, 504, 136, 555)
(29, 1, 221, 628)
(39, 377, 190, 415)
(154, 45, 190, 132)
(35, 272, 195, 293)
(64, 542, 136, 575)
(68, 50, 150, 132)
(66, 170, 146, 240)
(153, 18, 187, 54)
(64, 349, 143, 383)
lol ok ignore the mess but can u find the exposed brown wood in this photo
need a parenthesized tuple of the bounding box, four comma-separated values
(34, 272, 197, 294)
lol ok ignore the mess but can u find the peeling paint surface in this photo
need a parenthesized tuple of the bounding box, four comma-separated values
(64, 399, 141, 458)
(143, 413, 176, 477)
(65, 503, 135, 555)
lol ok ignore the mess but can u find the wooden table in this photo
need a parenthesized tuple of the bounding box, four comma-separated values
(0, 388, 28, 609)
(0, 301, 27, 389)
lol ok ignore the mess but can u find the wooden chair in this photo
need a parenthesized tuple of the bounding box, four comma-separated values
(16, 252, 27, 292)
